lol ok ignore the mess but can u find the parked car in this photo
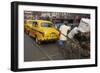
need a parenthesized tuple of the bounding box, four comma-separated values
(24, 20, 60, 44)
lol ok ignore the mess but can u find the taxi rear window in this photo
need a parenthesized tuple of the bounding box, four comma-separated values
(41, 22, 53, 27)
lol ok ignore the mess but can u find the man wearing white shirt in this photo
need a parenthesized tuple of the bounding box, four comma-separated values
(58, 22, 71, 45)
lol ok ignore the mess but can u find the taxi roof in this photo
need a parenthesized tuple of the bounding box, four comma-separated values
(26, 20, 52, 23)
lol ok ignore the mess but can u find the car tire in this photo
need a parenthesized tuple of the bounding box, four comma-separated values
(24, 28, 26, 32)
(27, 30, 30, 35)
(35, 38, 41, 45)
(24, 28, 28, 34)
(29, 31, 32, 37)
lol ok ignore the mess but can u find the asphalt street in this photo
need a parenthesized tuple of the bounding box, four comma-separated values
(24, 33, 90, 62)
(24, 33, 65, 61)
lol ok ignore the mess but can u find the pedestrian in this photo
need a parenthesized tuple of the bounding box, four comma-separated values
(58, 21, 71, 59)
(58, 21, 71, 47)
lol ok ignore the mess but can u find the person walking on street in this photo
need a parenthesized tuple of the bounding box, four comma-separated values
(58, 21, 71, 46)
(58, 21, 71, 59)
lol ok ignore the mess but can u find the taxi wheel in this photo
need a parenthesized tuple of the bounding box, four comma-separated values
(27, 30, 29, 35)
(24, 29, 26, 32)
(35, 38, 41, 45)
(29, 32, 32, 37)
(24, 29, 27, 33)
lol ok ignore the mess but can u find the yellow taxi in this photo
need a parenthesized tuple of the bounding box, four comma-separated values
(24, 20, 60, 44)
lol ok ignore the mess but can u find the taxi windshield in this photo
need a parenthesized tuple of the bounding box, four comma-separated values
(41, 22, 53, 27)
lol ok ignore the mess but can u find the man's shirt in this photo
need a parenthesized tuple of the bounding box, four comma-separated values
(59, 24, 71, 41)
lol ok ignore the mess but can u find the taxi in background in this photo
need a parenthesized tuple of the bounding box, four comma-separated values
(24, 20, 60, 44)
